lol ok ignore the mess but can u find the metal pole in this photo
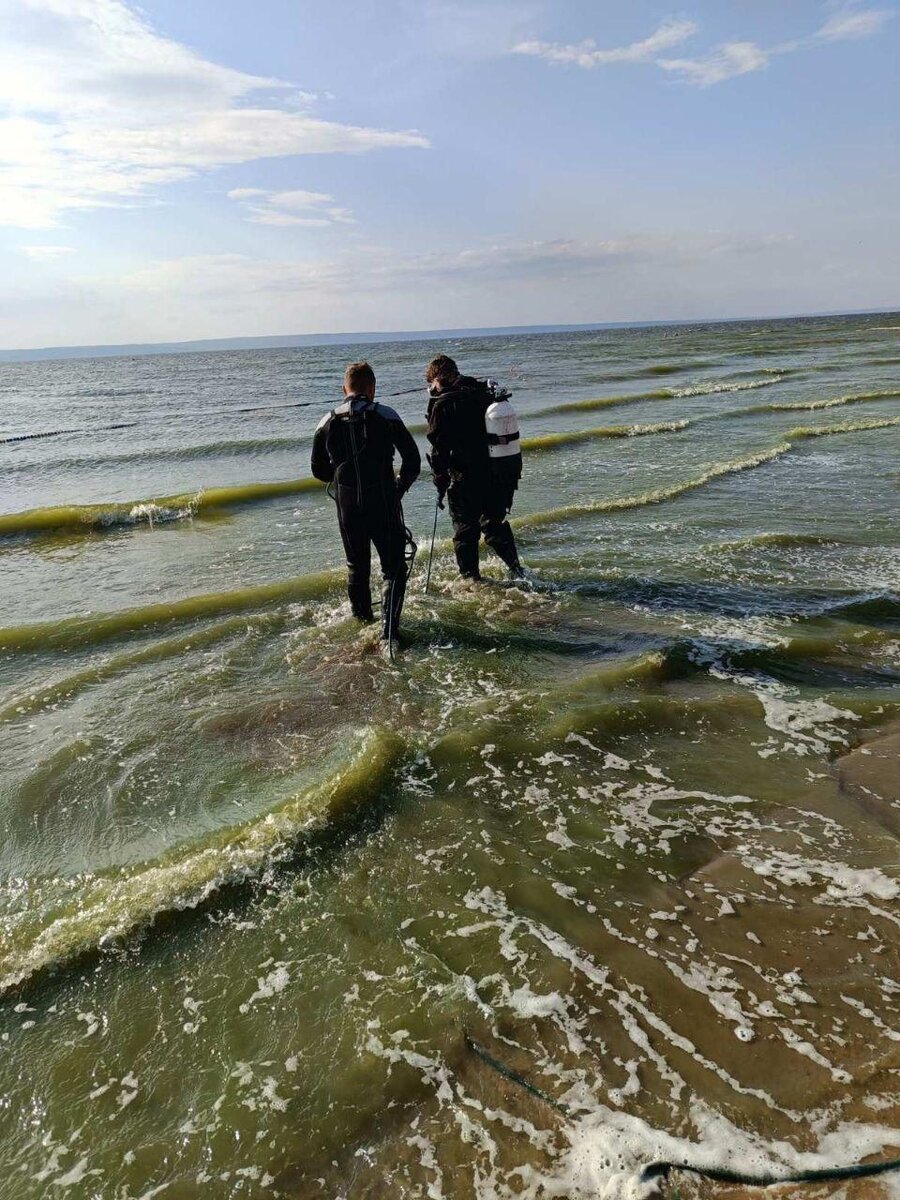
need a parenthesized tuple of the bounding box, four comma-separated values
(423, 497, 440, 594)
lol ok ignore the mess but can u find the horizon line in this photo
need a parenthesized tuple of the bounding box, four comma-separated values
(2, 306, 897, 365)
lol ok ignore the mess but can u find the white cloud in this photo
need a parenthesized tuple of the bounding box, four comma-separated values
(227, 188, 357, 228)
(121, 233, 790, 300)
(8, 224, 893, 348)
(816, 8, 893, 40)
(513, 19, 697, 68)
(658, 41, 770, 87)
(0, 0, 428, 229)
(20, 244, 76, 259)
(513, 7, 893, 86)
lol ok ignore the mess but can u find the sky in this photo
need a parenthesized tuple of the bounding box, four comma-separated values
(0, 0, 897, 349)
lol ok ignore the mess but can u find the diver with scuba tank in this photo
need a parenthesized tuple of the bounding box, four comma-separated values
(311, 362, 420, 651)
(425, 354, 524, 582)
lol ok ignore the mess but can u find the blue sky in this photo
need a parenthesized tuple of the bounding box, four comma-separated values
(0, 0, 897, 348)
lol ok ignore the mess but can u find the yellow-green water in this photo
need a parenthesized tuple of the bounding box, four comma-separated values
(1, 315, 899, 1198)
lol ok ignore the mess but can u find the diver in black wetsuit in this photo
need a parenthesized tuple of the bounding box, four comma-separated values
(311, 362, 421, 645)
(425, 354, 523, 582)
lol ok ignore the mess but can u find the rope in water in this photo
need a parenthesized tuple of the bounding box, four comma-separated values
(465, 1033, 569, 1115)
(640, 1158, 900, 1188)
(1, 384, 427, 446)
(0, 401, 319, 445)
(465, 1033, 900, 1190)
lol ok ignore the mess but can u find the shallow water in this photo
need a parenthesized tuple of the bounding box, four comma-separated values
(1, 314, 899, 1199)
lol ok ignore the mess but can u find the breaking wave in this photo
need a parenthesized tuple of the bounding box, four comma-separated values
(0, 476, 323, 539)
(711, 531, 855, 552)
(738, 389, 900, 417)
(0, 728, 403, 995)
(512, 444, 793, 530)
(544, 375, 785, 415)
(513, 416, 900, 531)
(0, 612, 286, 723)
(522, 420, 690, 451)
(0, 570, 339, 653)
(788, 415, 900, 439)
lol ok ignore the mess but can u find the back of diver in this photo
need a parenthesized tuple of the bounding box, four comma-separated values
(425, 356, 524, 581)
(311, 365, 420, 643)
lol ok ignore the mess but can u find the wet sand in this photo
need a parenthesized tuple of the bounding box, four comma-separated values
(838, 721, 900, 835)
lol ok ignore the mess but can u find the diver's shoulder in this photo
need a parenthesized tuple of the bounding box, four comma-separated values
(456, 375, 483, 392)
(373, 402, 403, 422)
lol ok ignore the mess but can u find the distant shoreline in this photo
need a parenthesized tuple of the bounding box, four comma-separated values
(2, 308, 897, 365)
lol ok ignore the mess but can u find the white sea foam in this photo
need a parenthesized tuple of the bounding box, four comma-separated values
(674, 375, 786, 398)
(741, 850, 900, 901)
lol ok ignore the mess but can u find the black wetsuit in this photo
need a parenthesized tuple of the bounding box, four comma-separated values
(311, 396, 421, 637)
(426, 376, 522, 579)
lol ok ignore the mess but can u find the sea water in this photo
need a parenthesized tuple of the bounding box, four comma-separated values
(0, 314, 899, 1197)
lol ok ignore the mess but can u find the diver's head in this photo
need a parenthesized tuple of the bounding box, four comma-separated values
(425, 354, 459, 396)
(343, 361, 376, 400)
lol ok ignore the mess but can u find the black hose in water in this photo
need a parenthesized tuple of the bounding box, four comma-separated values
(466, 1032, 900, 1192)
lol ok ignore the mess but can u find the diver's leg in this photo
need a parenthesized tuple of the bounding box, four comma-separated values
(447, 478, 481, 580)
(336, 488, 374, 621)
(371, 487, 407, 639)
(480, 479, 523, 576)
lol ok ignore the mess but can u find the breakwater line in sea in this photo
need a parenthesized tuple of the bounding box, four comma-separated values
(8, 377, 897, 480)
(2, 435, 313, 475)
(0, 399, 319, 446)
(511, 443, 792, 529)
(0, 374, 783, 449)
(2, 418, 683, 479)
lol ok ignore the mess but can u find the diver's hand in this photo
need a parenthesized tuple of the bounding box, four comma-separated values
(433, 474, 449, 509)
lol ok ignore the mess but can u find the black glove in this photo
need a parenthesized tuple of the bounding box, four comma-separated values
(433, 475, 449, 509)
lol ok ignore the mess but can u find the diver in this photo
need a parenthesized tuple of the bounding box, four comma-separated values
(311, 361, 421, 651)
(425, 354, 524, 582)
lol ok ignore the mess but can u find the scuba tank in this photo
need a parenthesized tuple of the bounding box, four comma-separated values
(484, 380, 520, 461)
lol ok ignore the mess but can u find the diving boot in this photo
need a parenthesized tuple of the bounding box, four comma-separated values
(380, 635, 402, 661)
(380, 574, 406, 643)
(348, 583, 375, 624)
